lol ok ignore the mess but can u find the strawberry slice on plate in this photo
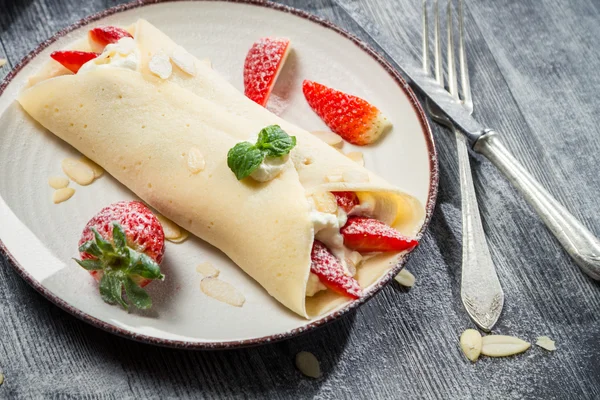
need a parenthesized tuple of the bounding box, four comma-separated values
(302, 80, 391, 145)
(341, 217, 418, 253)
(89, 26, 133, 48)
(50, 50, 98, 73)
(76, 201, 165, 310)
(244, 37, 291, 106)
(332, 191, 360, 213)
(310, 241, 362, 299)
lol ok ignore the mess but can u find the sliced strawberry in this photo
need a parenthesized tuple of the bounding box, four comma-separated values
(341, 217, 418, 253)
(310, 241, 362, 299)
(76, 201, 165, 310)
(50, 50, 98, 73)
(332, 191, 360, 213)
(89, 26, 133, 48)
(302, 80, 391, 145)
(244, 37, 291, 106)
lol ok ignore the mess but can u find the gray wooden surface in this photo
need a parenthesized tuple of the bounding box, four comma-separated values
(1, 0, 599, 398)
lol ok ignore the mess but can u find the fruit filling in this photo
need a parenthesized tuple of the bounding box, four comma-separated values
(307, 191, 418, 299)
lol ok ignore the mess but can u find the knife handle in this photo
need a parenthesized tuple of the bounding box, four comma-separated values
(474, 130, 600, 280)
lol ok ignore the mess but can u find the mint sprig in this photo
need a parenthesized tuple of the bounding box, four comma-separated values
(227, 125, 296, 180)
(74, 222, 164, 311)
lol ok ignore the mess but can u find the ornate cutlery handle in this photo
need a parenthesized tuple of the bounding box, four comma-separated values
(456, 131, 504, 332)
(474, 130, 600, 280)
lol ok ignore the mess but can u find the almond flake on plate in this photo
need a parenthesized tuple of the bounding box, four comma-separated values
(460, 329, 483, 362)
(481, 335, 531, 357)
(196, 262, 220, 278)
(536, 336, 556, 351)
(48, 176, 69, 189)
(311, 131, 343, 148)
(171, 47, 197, 76)
(79, 157, 104, 178)
(155, 214, 182, 239)
(394, 269, 415, 288)
(52, 187, 75, 204)
(295, 351, 322, 379)
(61, 158, 95, 186)
(342, 169, 369, 183)
(200, 277, 245, 307)
(345, 151, 365, 167)
(187, 147, 205, 173)
(310, 192, 337, 213)
(168, 230, 189, 243)
(149, 51, 172, 79)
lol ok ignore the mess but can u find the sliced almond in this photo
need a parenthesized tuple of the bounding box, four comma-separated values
(325, 174, 343, 183)
(0, 59, 6, 67)
(0, 372, 4, 386)
(79, 157, 104, 178)
(61, 158, 95, 186)
(342, 169, 369, 183)
(460, 329, 483, 362)
(295, 351, 322, 379)
(196, 262, 220, 278)
(48, 176, 69, 189)
(536, 336, 556, 351)
(156, 214, 182, 239)
(200, 277, 245, 307)
(149, 51, 172, 79)
(345, 251, 363, 276)
(171, 46, 197, 76)
(345, 151, 365, 167)
(394, 269, 416, 288)
(52, 187, 75, 204)
(310, 192, 337, 213)
(187, 147, 205, 174)
(481, 335, 531, 357)
(168, 230, 189, 243)
(311, 131, 343, 148)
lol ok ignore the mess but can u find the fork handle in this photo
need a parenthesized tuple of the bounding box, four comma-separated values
(474, 130, 600, 280)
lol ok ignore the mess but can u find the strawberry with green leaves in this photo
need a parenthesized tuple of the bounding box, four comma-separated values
(75, 201, 165, 310)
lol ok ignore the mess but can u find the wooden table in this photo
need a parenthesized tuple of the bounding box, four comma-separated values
(1, 0, 599, 398)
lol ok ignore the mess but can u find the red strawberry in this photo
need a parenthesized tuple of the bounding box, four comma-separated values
(332, 191, 360, 213)
(76, 201, 165, 310)
(341, 217, 418, 253)
(89, 26, 133, 48)
(302, 80, 391, 145)
(50, 50, 98, 73)
(244, 37, 291, 106)
(310, 241, 362, 299)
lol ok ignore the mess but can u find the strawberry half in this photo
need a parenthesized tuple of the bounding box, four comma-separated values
(50, 50, 98, 73)
(243, 37, 291, 106)
(341, 217, 418, 253)
(76, 201, 165, 310)
(310, 241, 362, 299)
(89, 26, 133, 48)
(332, 191, 360, 213)
(302, 80, 391, 145)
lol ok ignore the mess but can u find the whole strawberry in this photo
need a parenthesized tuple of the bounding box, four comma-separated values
(76, 201, 165, 310)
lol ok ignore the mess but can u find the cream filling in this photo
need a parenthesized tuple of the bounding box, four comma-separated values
(80, 37, 140, 73)
(250, 154, 289, 182)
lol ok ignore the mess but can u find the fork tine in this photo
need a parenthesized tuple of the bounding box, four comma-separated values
(458, 0, 472, 109)
(446, 0, 459, 99)
(422, 0, 429, 73)
(433, 0, 443, 86)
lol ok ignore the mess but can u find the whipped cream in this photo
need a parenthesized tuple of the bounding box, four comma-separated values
(250, 154, 289, 182)
(79, 37, 140, 73)
(310, 207, 352, 273)
(305, 273, 327, 297)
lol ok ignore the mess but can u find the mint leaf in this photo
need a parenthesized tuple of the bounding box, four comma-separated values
(78, 240, 102, 258)
(74, 258, 103, 271)
(256, 125, 296, 157)
(129, 252, 164, 280)
(111, 222, 127, 255)
(124, 277, 152, 310)
(227, 142, 265, 180)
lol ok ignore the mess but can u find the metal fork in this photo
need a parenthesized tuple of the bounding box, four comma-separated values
(423, 0, 503, 331)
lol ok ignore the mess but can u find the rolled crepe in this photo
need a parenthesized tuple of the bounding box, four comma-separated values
(19, 23, 425, 317)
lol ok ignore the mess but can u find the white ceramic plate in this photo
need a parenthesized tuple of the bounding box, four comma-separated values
(0, 0, 437, 348)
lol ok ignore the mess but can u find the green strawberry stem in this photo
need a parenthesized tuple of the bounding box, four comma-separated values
(74, 222, 164, 311)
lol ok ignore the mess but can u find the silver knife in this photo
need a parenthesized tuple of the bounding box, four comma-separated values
(336, 7, 600, 281)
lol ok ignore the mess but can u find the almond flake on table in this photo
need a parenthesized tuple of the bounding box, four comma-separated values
(295, 351, 322, 379)
(0, 59, 6, 67)
(536, 336, 557, 351)
(394, 269, 416, 288)
(460, 329, 483, 362)
(149, 51, 172, 79)
(171, 46, 197, 76)
(481, 335, 531, 357)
